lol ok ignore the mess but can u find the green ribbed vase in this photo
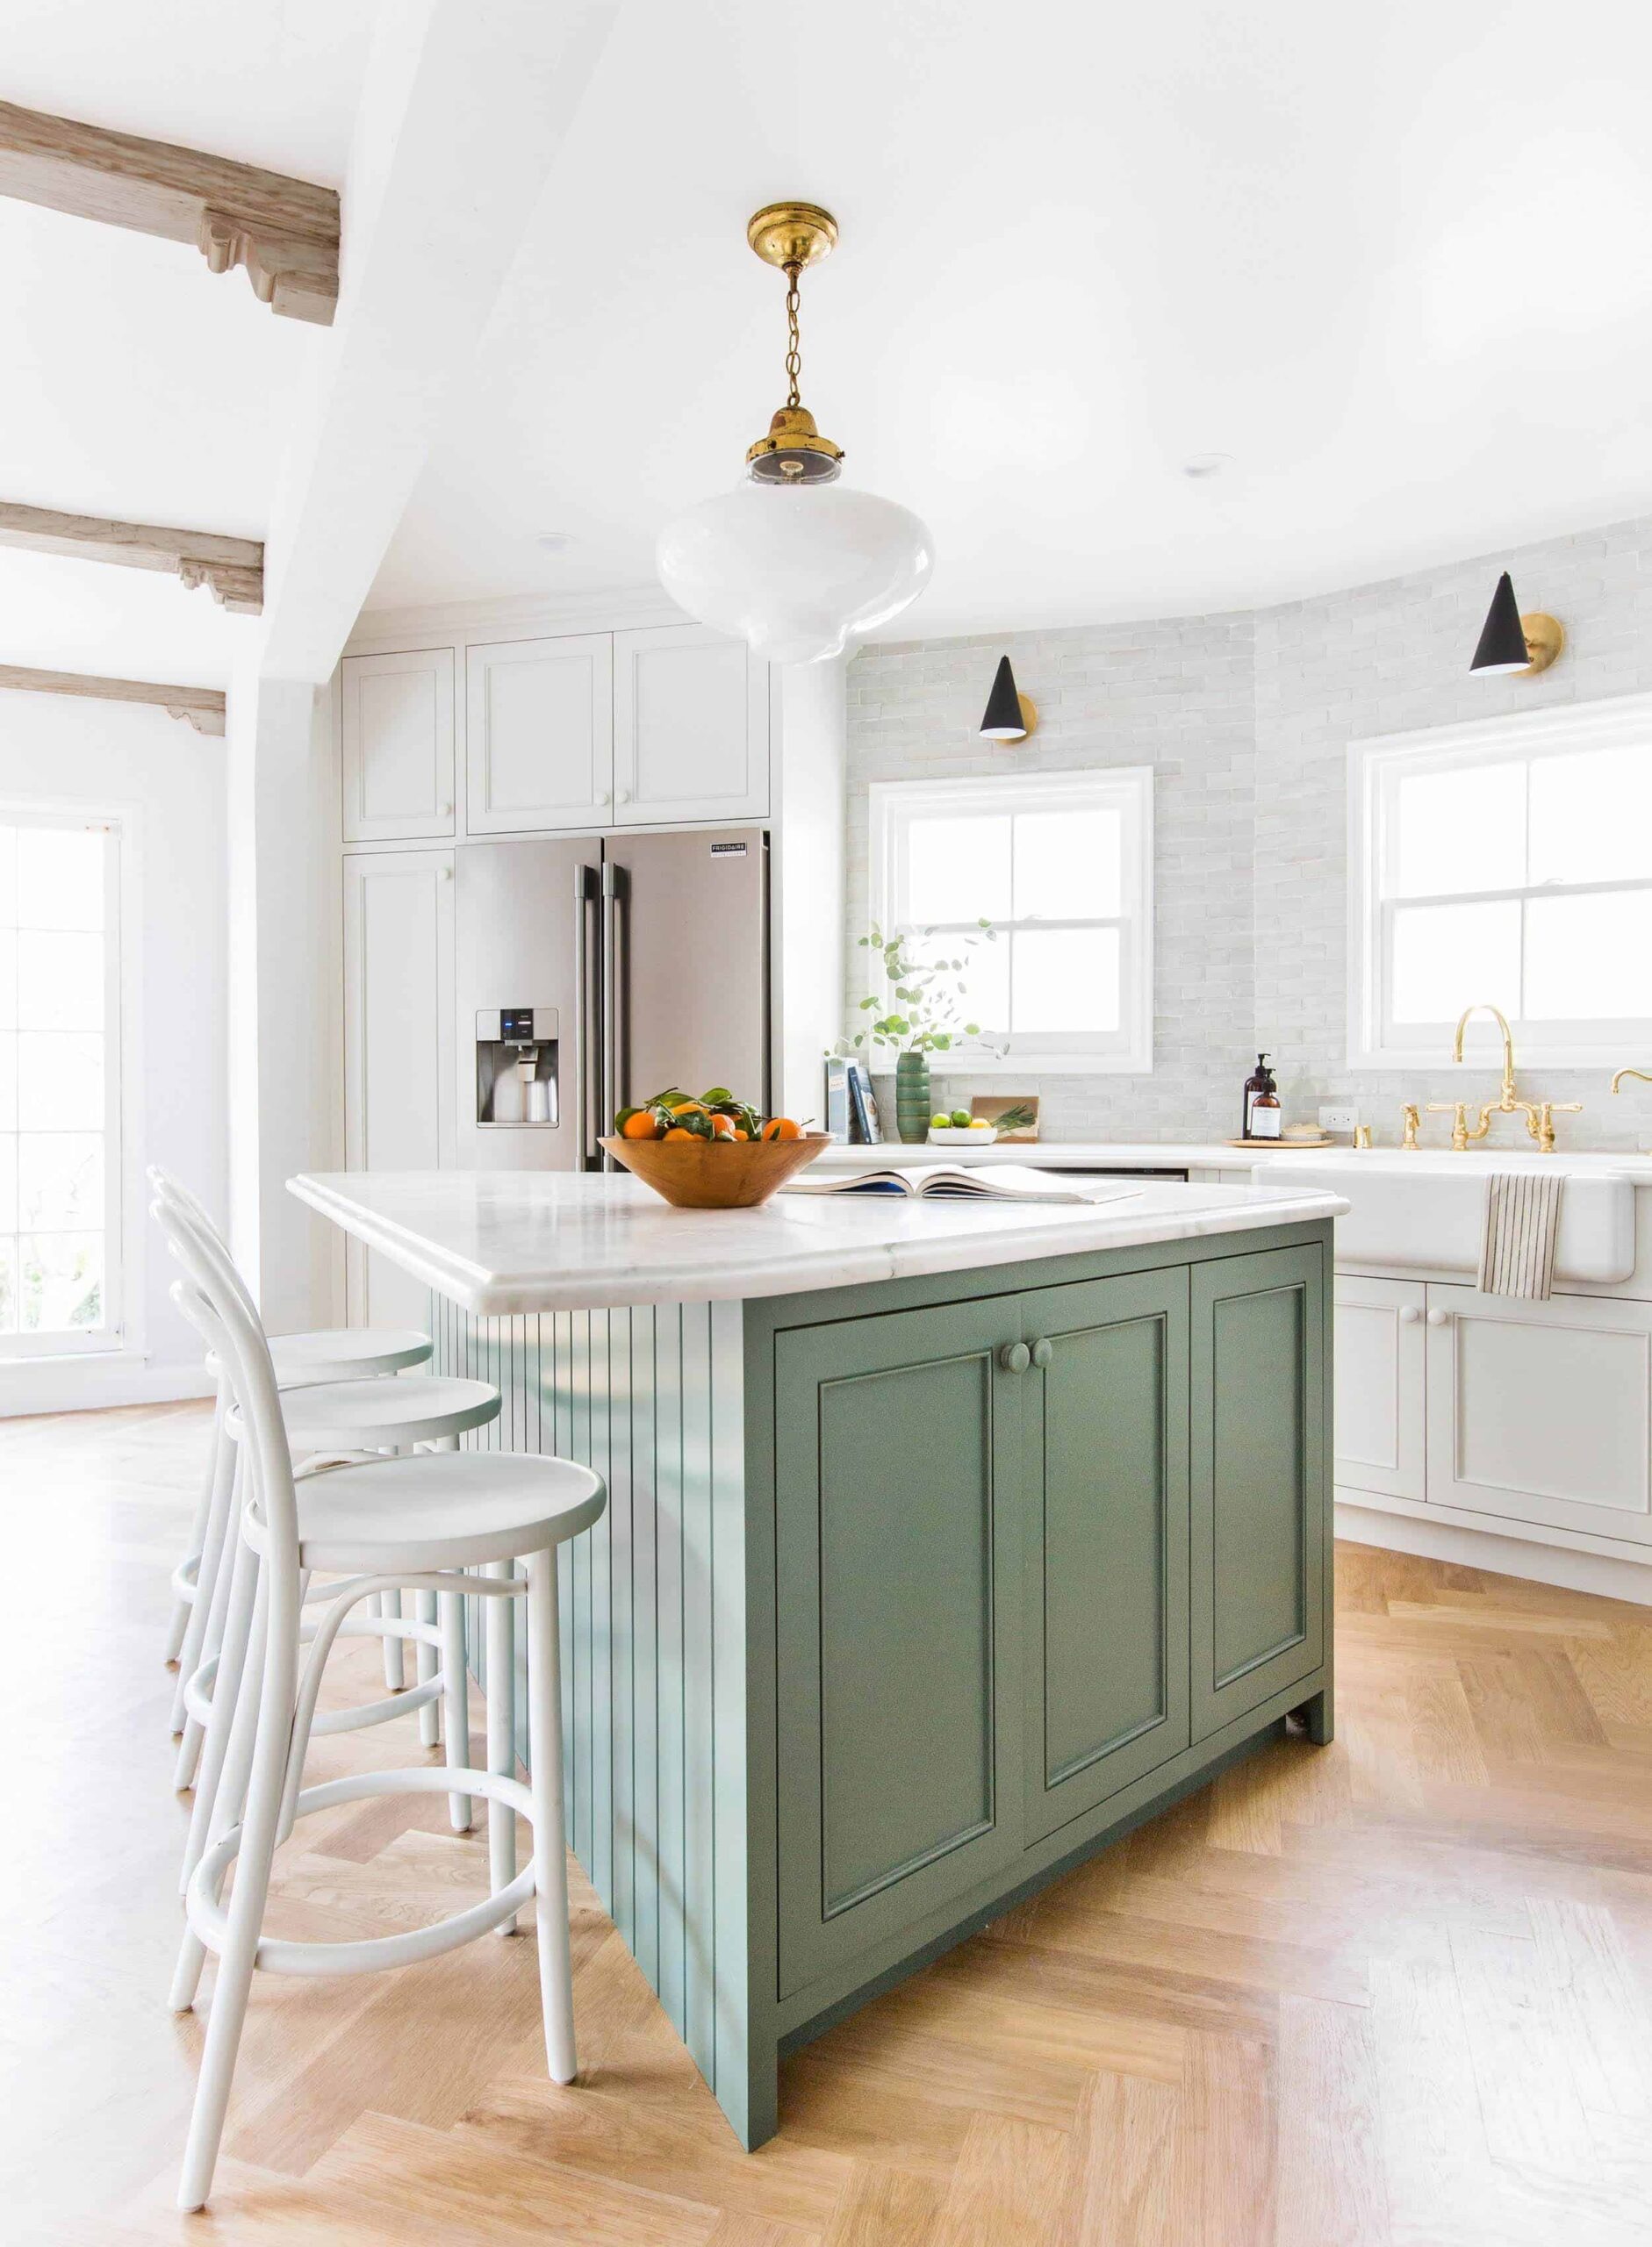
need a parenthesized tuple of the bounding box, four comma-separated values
(894, 1051, 931, 1145)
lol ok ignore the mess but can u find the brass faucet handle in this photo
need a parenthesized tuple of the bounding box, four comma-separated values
(1532, 1098, 1582, 1154)
(1426, 1100, 1470, 1152)
(1399, 1102, 1421, 1150)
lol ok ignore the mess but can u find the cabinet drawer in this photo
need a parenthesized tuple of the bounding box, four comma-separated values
(773, 1298, 1023, 1998)
(1191, 1246, 1327, 1738)
(1022, 1269, 1190, 1841)
(1334, 1275, 1426, 1503)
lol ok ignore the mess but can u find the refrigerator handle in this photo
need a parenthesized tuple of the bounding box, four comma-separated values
(574, 863, 599, 1168)
(600, 862, 621, 1170)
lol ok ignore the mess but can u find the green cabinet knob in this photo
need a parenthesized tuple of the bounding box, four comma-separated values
(999, 1341, 1031, 1374)
(1031, 1338, 1053, 1368)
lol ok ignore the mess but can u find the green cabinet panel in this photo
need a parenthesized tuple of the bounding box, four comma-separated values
(774, 1296, 1023, 1997)
(1023, 1269, 1191, 1840)
(1190, 1245, 1326, 1739)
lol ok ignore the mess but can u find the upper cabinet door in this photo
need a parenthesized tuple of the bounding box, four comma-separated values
(341, 649, 456, 843)
(466, 635, 614, 835)
(613, 624, 770, 827)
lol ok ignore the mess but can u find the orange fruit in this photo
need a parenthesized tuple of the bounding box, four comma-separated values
(762, 1116, 802, 1143)
(663, 1125, 697, 1141)
(733, 1127, 751, 1140)
(709, 1113, 736, 1138)
(621, 1111, 660, 1139)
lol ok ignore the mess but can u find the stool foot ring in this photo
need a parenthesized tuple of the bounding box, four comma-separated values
(184, 1765, 538, 1981)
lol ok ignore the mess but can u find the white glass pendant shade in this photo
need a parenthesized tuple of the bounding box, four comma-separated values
(656, 481, 933, 664)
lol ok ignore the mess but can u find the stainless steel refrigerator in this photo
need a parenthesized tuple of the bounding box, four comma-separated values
(455, 829, 771, 1169)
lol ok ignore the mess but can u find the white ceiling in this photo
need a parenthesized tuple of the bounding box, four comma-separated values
(370, 0, 1652, 639)
(0, 2, 371, 686)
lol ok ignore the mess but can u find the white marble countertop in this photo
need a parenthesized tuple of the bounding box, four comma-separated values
(289, 1167, 1349, 1317)
(815, 1139, 1652, 1178)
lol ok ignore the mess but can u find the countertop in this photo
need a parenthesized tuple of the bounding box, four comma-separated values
(289, 1167, 1349, 1317)
(814, 1140, 1652, 1178)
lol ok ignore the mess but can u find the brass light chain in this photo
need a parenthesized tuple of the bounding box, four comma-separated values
(783, 262, 802, 408)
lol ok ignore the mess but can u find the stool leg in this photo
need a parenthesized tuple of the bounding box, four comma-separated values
(170, 1562, 266, 2014)
(178, 1526, 256, 1895)
(176, 1586, 294, 2213)
(442, 1584, 471, 1833)
(379, 1589, 406, 1691)
(526, 1547, 576, 2083)
(169, 1392, 234, 1734)
(164, 1405, 223, 1665)
(417, 1589, 441, 1748)
(485, 1558, 517, 1926)
(174, 1446, 242, 1790)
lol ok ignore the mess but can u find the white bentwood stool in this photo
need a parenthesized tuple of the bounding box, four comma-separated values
(155, 1194, 606, 2214)
(160, 1162, 435, 1758)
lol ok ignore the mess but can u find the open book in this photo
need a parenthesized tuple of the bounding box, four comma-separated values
(783, 1163, 1139, 1206)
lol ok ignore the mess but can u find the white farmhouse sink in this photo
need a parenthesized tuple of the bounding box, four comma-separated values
(1273, 1152, 1641, 1283)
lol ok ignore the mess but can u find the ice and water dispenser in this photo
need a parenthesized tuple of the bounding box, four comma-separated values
(474, 1007, 558, 1129)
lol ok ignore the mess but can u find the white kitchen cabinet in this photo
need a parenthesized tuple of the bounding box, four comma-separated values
(1425, 1282, 1652, 1547)
(1333, 1275, 1426, 1504)
(341, 649, 456, 843)
(465, 634, 614, 834)
(613, 622, 769, 826)
(342, 850, 456, 1326)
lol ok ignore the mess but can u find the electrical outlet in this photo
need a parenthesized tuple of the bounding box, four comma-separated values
(1318, 1103, 1359, 1136)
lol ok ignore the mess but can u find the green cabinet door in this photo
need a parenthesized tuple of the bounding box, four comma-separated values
(773, 1297, 1023, 1999)
(1190, 1244, 1327, 1740)
(1022, 1269, 1191, 1841)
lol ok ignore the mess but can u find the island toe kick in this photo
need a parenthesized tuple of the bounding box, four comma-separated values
(425, 1217, 1335, 2149)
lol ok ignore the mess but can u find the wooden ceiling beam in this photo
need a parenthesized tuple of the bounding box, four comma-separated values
(0, 100, 337, 324)
(0, 664, 225, 735)
(0, 500, 263, 613)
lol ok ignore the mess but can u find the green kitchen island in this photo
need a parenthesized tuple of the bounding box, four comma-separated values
(290, 1165, 1346, 2150)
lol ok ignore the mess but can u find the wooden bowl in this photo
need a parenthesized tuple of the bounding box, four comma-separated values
(600, 1132, 831, 1210)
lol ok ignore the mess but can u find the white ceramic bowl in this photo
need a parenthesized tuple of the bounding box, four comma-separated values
(926, 1125, 998, 1146)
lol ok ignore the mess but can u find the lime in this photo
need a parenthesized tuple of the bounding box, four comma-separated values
(930, 1112, 951, 1129)
(951, 1109, 971, 1128)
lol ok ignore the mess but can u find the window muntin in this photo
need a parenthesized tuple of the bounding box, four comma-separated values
(868, 769, 1153, 1070)
(0, 813, 123, 1353)
(1351, 700, 1652, 1065)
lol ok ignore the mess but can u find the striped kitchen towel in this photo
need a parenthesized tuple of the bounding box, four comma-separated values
(1477, 1171, 1564, 1299)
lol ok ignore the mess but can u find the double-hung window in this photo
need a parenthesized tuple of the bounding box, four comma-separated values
(0, 809, 125, 1353)
(1349, 695, 1652, 1066)
(866, 768, 1154, 1071)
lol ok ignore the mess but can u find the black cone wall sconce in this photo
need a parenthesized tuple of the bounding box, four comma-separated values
(979, 655, 1038, 743)
(1470, 571, 1564, 677)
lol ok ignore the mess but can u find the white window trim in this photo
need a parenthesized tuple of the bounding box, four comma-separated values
(866, 766, 1154, 1076)
(0, 800, 143, 1363)
(1348, 691, 1652, 1070)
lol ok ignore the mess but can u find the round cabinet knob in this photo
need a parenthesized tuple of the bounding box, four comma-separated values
(1397, 1305, 1421, 1325)
(1426, 1308, 1450, 1326)
(441, 801, 454, 818)
(1031, 1338, 1054, 1368)
(617, 786, 632, 805)
(999, 1341, 1031, 1375)
(599, 790, 612, 805)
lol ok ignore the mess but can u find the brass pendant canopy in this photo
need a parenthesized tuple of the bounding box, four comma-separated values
(742, 201, 844, 484)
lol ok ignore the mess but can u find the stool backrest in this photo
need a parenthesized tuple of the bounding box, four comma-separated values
(150, 1190, 302, 1593)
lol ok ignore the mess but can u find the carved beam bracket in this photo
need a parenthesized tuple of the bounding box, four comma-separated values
(0, 100, 338, 325)
(0, 501, 264, 613)
(0, 664, 225, 735)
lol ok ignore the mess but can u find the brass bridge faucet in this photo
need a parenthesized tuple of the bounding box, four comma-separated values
(1426, 1003, 1581, 1154)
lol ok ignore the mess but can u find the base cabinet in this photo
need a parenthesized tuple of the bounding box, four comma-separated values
(772, 1240, 1330, 1999)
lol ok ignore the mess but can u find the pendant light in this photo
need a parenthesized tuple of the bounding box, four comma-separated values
(979, 655, 1038, 743)
(656, 203, 933, 665)
(1470, 571, 1564, 676)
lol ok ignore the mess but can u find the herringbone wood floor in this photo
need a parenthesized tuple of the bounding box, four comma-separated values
(7, 1399, 1652, 2244)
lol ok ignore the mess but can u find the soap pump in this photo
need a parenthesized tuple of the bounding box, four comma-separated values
(1242, 1054, 1280, 1140)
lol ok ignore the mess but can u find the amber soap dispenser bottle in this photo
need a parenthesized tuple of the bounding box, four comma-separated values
(1242, 1053, 1280, 1140)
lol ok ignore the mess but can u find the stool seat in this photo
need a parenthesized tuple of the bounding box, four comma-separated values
(246, 1448, 606, 1572)
(205, 1326, 432, 1385)
(225, 1373, 500, 1452)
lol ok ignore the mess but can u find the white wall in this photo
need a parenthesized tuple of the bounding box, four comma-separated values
(0, 686, 226, 1412)
(845, 510, 1652, 1149)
